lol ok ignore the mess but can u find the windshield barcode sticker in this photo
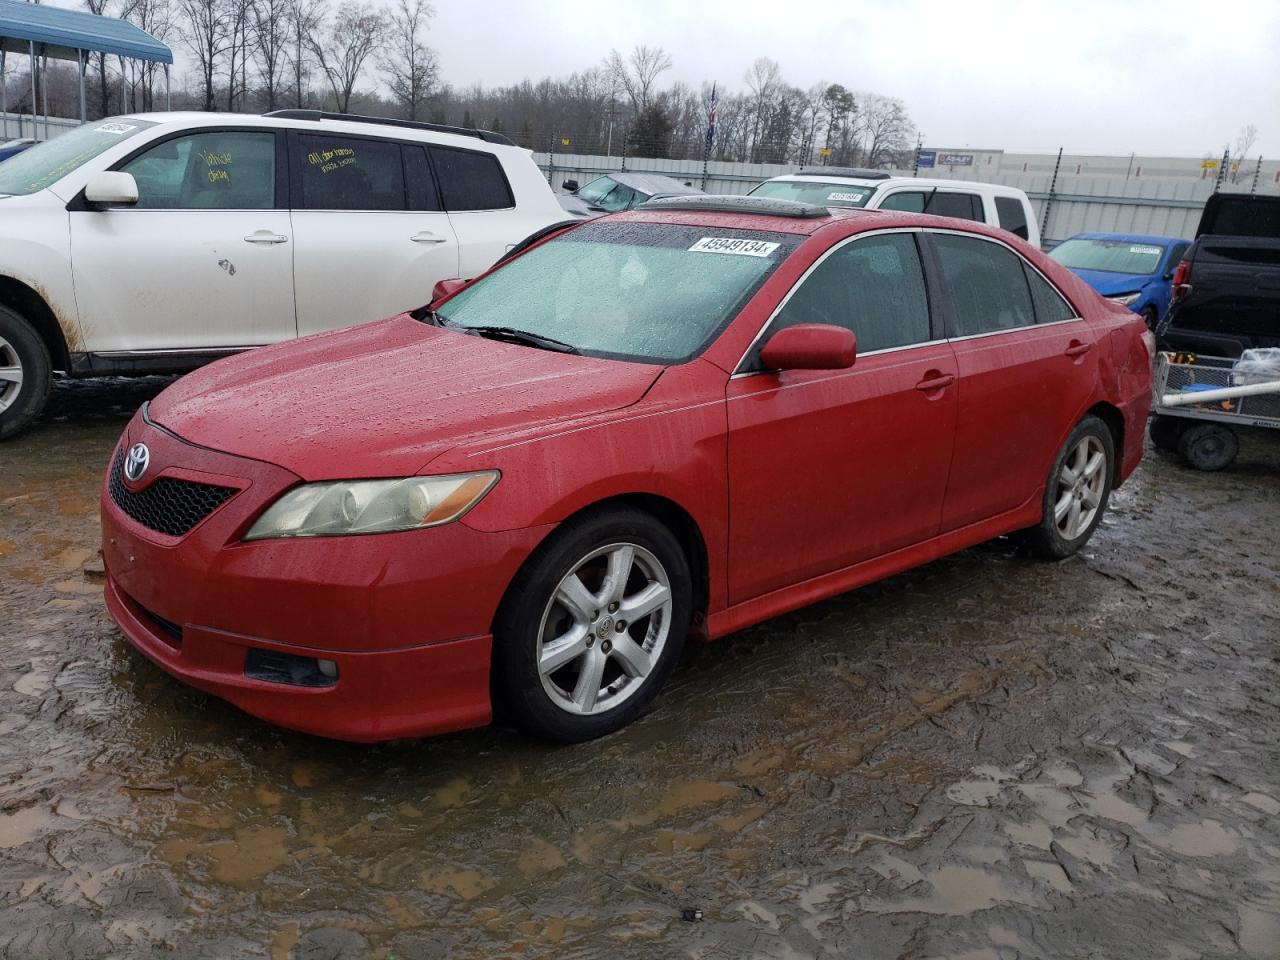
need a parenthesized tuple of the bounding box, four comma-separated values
(94, 122, 137, 134)
(827, 192, 867, 202)
(1129, 245, 1162, 255)
(689, 237, 780, 257)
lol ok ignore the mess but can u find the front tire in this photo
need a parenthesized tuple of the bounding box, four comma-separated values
(1025, 416, 1115, 559)
(492, 507, 691, 742)
(0, 305, 52, 441)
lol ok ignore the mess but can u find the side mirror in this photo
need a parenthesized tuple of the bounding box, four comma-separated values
(759, 324, 857, 371)
(84, 171, 138, 208)
(561, 179, 579, 193)
(431, 278, 467, 304)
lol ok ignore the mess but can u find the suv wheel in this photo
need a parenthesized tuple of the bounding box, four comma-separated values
(492, 507, 691, 742)
(1024, 416, 1115, 559)
(0, 305, 52, 441)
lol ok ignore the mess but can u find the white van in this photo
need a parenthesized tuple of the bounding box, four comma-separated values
(0, 111, 569, 439)
(749, 170, 1040, 248)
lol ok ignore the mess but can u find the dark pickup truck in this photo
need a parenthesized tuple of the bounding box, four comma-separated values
(1158, 193, 1280, 356)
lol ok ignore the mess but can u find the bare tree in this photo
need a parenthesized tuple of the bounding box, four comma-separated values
(119, 0, 173, 111)
(306, 2, 386, 114)
(743, 57, 781, 162)
(222, 0, 253, 110)
(381, 0, 437, 120)
(250, 0, 291, 110)
(177, 0, 230, 111)
(605, 44, 671, 114)
(860, 93, 914, 168)
(288, 0, 325, 109)
(82, 0, 119, 117)
(1231, 124, 1259, 183)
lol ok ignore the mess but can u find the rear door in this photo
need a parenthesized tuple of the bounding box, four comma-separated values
(726, 231, 958, 603)
(925, 231, 1098, 531)
(290, 131, 460, 337)
(68, 127, 295, 351)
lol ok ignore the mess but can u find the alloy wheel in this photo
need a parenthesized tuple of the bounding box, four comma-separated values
(1053, 434, 1106, 540)
(536, 542, 673, 716)
(0, 334, 22, 414)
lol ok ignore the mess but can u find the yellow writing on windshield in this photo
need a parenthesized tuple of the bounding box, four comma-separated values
(308, 146, 357, 174)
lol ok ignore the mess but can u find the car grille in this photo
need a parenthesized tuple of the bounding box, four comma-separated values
(108, 449, 237, 537)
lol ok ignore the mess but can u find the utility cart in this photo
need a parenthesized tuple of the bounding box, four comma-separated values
(1149, 351, 1280, 470)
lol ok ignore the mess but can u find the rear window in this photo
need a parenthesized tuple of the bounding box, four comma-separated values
(749, 179, 875, 209)
(1199, 197, 1280, 238)
(879, 191, 982, 222)
(298, 134, 405, 210)
(430, 146, 514, 211)
(995, 196, 1029, 240)
(1049, 238, 1164, 275)
(931, 233, 1035, 335)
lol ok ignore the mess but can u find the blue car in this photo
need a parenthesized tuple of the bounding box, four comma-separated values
(0, 138, 37, 163)
(1048, 232, 1190, 329)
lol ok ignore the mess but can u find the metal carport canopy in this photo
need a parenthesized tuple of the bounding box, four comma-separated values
(0, 0, 171, 64)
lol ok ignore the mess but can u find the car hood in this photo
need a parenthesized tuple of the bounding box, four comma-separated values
(1067, 267, 1155, 296)
(148, 315, 663, 480)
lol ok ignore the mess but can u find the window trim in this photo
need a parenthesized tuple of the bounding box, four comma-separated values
(66, 126, 288, 213)
(920, 228, 1082, 341)
(731, 227, 942, 377)
(428, 142, 516, 212)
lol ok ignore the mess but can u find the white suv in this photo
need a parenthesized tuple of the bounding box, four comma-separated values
(749, 170, 1040, 247)
(0, 110, 569, 438)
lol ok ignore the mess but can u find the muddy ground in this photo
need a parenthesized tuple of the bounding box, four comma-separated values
(1, 377, 1278, 960)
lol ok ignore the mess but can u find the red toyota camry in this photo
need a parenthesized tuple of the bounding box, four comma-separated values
(100, 196, 1154, 743)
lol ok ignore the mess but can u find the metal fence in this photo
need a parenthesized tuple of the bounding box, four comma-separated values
(534, 150, 1278, 247)
(0, 110, 77, 140)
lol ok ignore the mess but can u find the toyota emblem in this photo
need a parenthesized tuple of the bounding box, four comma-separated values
(124, 442, 150, 482)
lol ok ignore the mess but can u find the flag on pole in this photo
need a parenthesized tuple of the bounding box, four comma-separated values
(705, 84, 717, 152)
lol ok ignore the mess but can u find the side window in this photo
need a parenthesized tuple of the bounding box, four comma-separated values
(403, 145, 441, 211)
(430, 146, 515, 211)
(879, 191, 925, 213)
(931, 233, 1035, 336)
(1023, 263, 1076, 323)
(930, 192, 983, 222)
(298, 134, 405, 211)
(995, 196, 1030, 240)
(765, 233, 931, 359)
(122, 131, 276, 209)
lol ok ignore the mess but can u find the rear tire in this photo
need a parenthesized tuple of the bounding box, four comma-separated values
(1178, 423, 1238, 471)
(1149, 414, 1185, 452)
(0, 305, 52, 441)
(1025, 416, 1115, 559)
(491, 507, 691, 742)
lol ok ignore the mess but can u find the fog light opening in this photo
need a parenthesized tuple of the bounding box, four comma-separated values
(244, 648, 339, 688)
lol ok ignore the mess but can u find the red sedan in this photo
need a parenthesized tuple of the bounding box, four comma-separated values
(100, 196, 1154, 743)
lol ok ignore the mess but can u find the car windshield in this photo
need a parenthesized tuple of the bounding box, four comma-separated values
(575, 176, 643, 212)
(436, 221, 798, 364)
(750, 179, 876, 208)
(0, 119, 156, 196)
(1049, 238, 1165, 275)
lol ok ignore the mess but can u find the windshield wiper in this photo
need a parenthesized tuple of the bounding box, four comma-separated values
(463, 325, 580, 354)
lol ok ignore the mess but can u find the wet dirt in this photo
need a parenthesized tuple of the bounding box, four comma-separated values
(1, 377, 1278, 959)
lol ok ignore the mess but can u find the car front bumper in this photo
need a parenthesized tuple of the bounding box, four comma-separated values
(100, 410, 551, 742)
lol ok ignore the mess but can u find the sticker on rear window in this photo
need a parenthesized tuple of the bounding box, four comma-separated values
(827, 191, 867, 202)
(1129, 245, 1162, 256)
(688, 237, 780, 257)
(94, 122, 137, 134)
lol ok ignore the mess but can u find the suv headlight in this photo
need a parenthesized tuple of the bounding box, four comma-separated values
(1106, 292, 1142, 307)
(245, 472, 499, 540)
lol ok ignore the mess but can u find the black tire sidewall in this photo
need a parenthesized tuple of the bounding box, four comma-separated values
(1030, 416, 1115, 559)
(0, 305, 52, 441)
(492, 507, 692, 742)
(1178, 423, 1238, 471)
(1149, 414, 1185, 452)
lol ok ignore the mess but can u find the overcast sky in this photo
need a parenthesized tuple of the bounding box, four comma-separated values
(48, 0, 1279, 157)
(424, 0, 1278, 158)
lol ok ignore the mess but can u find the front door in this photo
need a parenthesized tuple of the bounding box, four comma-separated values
(727, 232, 958, 604)
(289, 133, 460, 337)
(68, 128, 296, 352)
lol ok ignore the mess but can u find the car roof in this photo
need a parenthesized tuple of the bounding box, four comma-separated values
(616, 204, 1007, 238)
(769, 172, 1026, 196)
(1067, 232, 1189, 245)
(602, 171, 703, 196)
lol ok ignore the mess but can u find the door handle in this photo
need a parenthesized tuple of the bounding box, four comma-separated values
(410, 231, 448, 244)
(243, 230, 288, 245)
(915, 372, 955, 392)
(1065, 340, 1092, 358)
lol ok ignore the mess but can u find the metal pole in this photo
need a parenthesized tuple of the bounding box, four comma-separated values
(118, 56, 126, 114)
(28, 41, 36, 141)
(912, 134, 922, 177)
(40, 51, 48, 140)
(1040, 147, 1063, 243)
(546, 136, 554, 187)
(78, 50, 86, 122)
(1251, 156, 1262, 195)
(164, 63, 170, 110)
(1, 50, 7, 140)
(1212, 148, 1229, 193)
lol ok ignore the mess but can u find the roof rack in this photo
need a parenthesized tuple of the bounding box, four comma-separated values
(640, 195, 831, 219)
(261, 110, 515, 146)
(793, 167, 893, 180)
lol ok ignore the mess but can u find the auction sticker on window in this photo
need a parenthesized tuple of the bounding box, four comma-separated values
(94, 122, 137, 135)
(1129, 245, 1162, 256)
(827, 191, 867, 203)
(689, 237, 780, 257)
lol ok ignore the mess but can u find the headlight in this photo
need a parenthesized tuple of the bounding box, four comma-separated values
(244, 472, 499, 540)
(1106, 292, 1142, 307)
